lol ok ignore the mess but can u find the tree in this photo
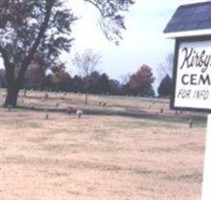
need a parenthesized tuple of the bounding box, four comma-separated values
(121, 73, 131, 95)
(158, 52, 174, 79)
(97, 73, 110, 94)
(85, 0, 135, 44)
(73, 49, 102, 78)
(0, 0, 134, 107)
(87, 71, 101, 94)
(72, 49, 102, 104)
(44, 61, 72, 91)
(0, 0, 10, 28)
(158, 74, 172, 97)
(0, 69, 6, 88)
(109, 79, 122, 95)
(23, 57, 46, 90)
(0, 0, 76, 107)
(129, 64, 155, 96)
(71, 75, 84, 93)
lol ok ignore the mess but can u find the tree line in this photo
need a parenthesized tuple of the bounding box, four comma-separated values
(0, 57, 172, 97)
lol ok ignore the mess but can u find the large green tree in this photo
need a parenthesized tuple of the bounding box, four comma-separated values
(0, 0, 76, 106)
(158, 74, 172, 97)
(0, 0, 134, 107)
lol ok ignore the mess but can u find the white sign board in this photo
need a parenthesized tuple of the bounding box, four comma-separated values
(172, 38, 211, 112)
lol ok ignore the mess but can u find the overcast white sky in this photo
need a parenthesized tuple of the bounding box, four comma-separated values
(0, 0, 208, 89)
(63, 0, 208, 88)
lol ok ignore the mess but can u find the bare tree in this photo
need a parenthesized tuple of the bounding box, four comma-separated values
(72, 49, 102, 104)
(158, 52, 174, 79)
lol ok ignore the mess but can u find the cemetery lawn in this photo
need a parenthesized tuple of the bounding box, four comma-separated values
(0, 99, 206, 200)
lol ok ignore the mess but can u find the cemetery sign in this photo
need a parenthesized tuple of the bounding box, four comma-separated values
(171, 37, 211, 112)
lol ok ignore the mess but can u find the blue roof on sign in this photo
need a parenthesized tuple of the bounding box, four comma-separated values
(164, 2, 211, 33)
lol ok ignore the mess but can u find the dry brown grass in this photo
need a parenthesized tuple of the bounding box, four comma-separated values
(0, 96, 206, 200)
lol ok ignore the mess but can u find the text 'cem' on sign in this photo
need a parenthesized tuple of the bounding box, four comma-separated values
(172, 38, 211, 112)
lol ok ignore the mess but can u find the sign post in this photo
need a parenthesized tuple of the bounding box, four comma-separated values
(201, 114, 211, 200)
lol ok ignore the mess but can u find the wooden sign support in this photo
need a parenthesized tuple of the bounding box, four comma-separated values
(201, 114, 211, 200)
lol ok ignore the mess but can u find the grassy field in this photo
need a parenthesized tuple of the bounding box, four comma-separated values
(0, 89, 207, 200)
